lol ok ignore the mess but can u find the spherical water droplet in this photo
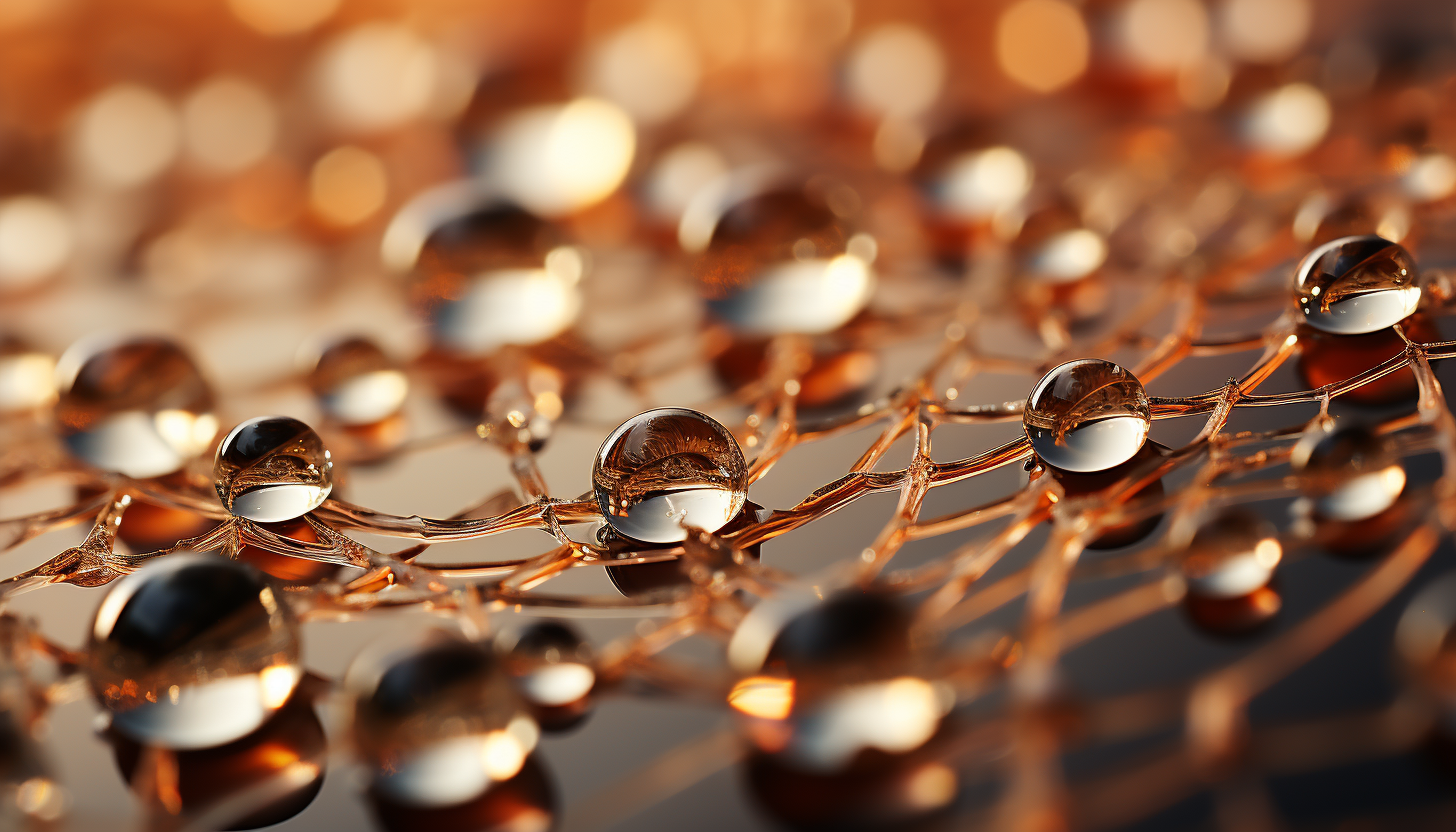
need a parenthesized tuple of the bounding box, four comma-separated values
(345, 633, 538, 808)
(691, 182, 876, 336)
(1023, 359, 1150, 473)
(1013, 201, 1107, 285)
(366, 755, 556, 832)
(308, 337, 408, 427)
(499, 622, 595, 731)
(1179, 509, 1281, 600)
(1292, 425, 1405, 522)
(87, 554, 302, 750)
(397, 191, 582, 356)
(215, 416, 334, 523)
(593, 408, 747, 544)
(915, 126, 1033, 222)
(1294, 234, 1420, 334)
(55, 337, 218, 479)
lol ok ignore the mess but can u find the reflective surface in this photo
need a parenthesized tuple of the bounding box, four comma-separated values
(1023, 359, 1150, 473)
(214, 416, 334, 523)
(1294, 235, 1421, 334)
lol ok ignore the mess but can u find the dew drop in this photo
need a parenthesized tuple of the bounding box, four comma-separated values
(1023, 359, 1150, 473)
(1292, 424, 1404, 522)
(498, 622, 595, 731)
(307, 337, 408, 427)
(1294, 234, 1420, 334)
(214, 416, 333, 523)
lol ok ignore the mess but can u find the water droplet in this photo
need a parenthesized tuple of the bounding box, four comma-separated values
(498, 622, 595, 731)
(55, 337, 218, 479)
(346, 633, 537, 808)
(1013, 201, 1107, 285)
(398, 192, 581, 355)
(1179, 508, 1281, 600)
(593, 408, 747, 544)
(308, 337, 408, 427)
(1292, 425, 1404, 522)
(214, 416, 333, 522)
(692, 183, 876, 336)
(366, 755, 556, 832)
(87, 554, 302, 749)
(1023, 359, 1150, 473)
(1294, 234, 1420, 334)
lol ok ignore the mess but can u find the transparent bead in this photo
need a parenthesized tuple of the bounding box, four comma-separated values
(214, 416, 334, 523)
(1013, 202, 1107, 285)
(1023, 359, 1150, 473)
(1292, 425, 1405, 522)
(593, 408, 748, 544)
(498, 622, 595, 731)
(690, 183, 877, 336)
(345, 633, 538, 808)
(398, 192, 583, 356)
(55, 337, 218, 479)
(86, 554, 303, 750)
(108, 698, 325, 829)
(1294, 235, 1420, 335)
(367, 756, 556, 832)
(915, 125, 1033, 222)
(1179, 509, 1281, 600)
(307, 337, 408, 427)
(0, 336, 55, 414)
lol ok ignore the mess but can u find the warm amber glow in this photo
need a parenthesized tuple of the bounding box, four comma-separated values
(314, 24, 438, 132)
(584, 21, 700, 125)
(488, 98, 637, 217)
(258, 663, 301, 709)
(996, 0, 1090, 93)
(1218, 0, 1311, 64)
(847, 24, 946, 117)
(1115, 0, 1209, 72)
(728, 676, 795, 720)
(229, 0, 340, 36)
(0, 196, 72, 289)
(183, 77, 277, 173)
(310, 146, 388, 226)
(74, 85, 181, 187)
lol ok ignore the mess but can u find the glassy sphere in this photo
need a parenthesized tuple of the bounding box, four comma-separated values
(1178, 509, 1281, 600)
(1023, 359, 1150, 473)
(1294, 235, 1420, 334)
(345, 633, 539, 808)
(593, 408, 748, 544)
(688, 182, 876, 336)
(1292, 425, 1405, 522)
(87, 553, 302, 750)
(396, 190, 582, 356)
(367, 755, 556, 832)
(498, 622, 595, 731)
(55, 337, 218, 479)
(0, 336, 55, 414)
(307, 337, 408, 427)
(109, 698, 326, 830)
(214, 416, 334, 523)
(1013, 202, 1107, 285)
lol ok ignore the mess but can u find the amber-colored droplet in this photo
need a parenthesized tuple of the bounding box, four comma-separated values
(214, 416, 333, 523)
(1024, 359, 1150, 473)
(1294, 235, 1420, 334)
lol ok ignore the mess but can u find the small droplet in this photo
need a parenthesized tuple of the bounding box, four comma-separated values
(307, 337, 408, 427)
(366, 756, 556, 832)
(1013, 201, 1107, 285)
(692, 183, 876, 336)
(86, 554, 302, 749)
(1294, 234, 1420, 334)
(215, 416, 334, 523)
(1292, 425, 1404, 522)
(499, 622, 595, 732)
(346, 633, 537, 808)
(1023, 359, 1150, 473)
(55, 337, 218, 479)
(593, 408, 747, 544)
(1179, 509, 1282, 637)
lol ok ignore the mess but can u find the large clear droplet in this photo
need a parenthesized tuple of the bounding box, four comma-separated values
(690, 182, 876, 336)
(307, 337, 408, 427)
(1292, 425, 1405, 522)
(345, 633, 538, 808)
(214, 416, 334, 522)
(1023, 359, 1150, 473)
(55, 337, 218, 479)
(1294, 234, 1420, 334)
(592, 408, 747, 544)
(87, 554, 302, 750)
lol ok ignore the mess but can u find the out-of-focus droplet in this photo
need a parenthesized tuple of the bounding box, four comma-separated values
(642, 142, 729, 226)
(73, 85, 181, 188)
(0, 620, 64, 826)
(1403, 152, 1456, 203)
(367, 755, 556, 832)
(690, 181, 876, 336)
(87, 554, 302, 749)
(346, 633, 538, 808)
(1294, 235, 1420, 335)
(228, 0, 340, 36)
(478, 97, 636, 217)
(582, 21, 700, 125)
(214, 416, 334, 523)
(996, 0, 1090, 93)
(310, 146, 388, 227)
(1243, 82, 1330, 157)
(594, 408, 747, 544)
(1396, 574, 1456, 718)
(744, 750, 956, 832)
(845, 24, 946, 119)
(1024, 359, 1150, 473)
(315, 24, 439, 132)
(1292, 191, 1411, 246)
(308, 338, 408, 427)
(0, 196, 72, 291)
(1013, 201, 1108, 284)
(1292, 425, 1404, 522)
(397, 192, 582, 355)
(919, 140, 1034, 224)
(182, 77, 278, 174)
(499, 622, 595, 731)
(714, 341, 878, 409)
(1112, 0, 1210, 73)
(1217, 0, 1311, 64)
(0, 338, 55, 414)
(55, 337, 218, 479)
(1297, 314, 1434, 407)
(1178, 508, 1282, 637)
(109, 699, 326, 829)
